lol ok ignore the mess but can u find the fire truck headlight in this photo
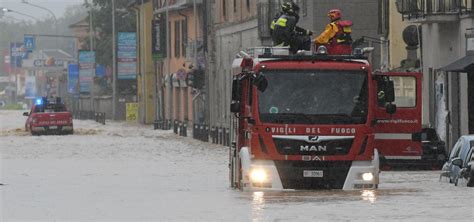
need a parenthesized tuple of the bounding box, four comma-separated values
(249, 168, 268, 183)
(362, 172, 374, 181)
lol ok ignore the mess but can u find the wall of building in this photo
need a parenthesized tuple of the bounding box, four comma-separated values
(419, 17, 474, 148)
(137, 2, 156, 124)
(162, 6, 202, 125)
(389, 1, 413, 69)
(306, 0, 384, 69)
(208, 0, 258, 128)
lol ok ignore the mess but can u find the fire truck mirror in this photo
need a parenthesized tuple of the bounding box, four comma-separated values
(231, 78, 242, 113)
(385, 103, 397, 114)
(230, 101, 241, 113)
(231, 78, 242, 101)
(384, 80, 395, 103)
(253, 74, 268, 92)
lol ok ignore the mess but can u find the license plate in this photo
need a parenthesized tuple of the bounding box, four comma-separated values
(303, 170, 323, 178)
(49, 126, 58, 129)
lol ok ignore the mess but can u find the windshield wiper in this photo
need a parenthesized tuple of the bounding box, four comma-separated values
(310, 113, 356, 124)
(265, 113, 313, 123)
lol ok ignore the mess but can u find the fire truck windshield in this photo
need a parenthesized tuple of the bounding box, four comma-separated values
(258, 69, 368, 125)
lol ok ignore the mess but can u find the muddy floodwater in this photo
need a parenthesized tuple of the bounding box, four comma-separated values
(1, 110, 472, 221)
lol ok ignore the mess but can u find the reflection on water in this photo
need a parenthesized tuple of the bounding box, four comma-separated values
(252, 192, 265, 222)
(360, 189, 377, 204)
(247, 188, 420, 221)
(245, 188, 418, 204)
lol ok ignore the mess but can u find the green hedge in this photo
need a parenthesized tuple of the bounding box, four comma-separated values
(0, 103, 24, 110)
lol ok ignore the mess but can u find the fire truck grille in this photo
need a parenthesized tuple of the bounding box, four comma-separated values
(273, 138, 353, 155)
(274, 161, 352, 189)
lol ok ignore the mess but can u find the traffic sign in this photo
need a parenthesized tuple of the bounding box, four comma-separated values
(24, 35, 36, 51)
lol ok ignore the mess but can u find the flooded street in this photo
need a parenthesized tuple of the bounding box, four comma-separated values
(1, 111, 473, 221)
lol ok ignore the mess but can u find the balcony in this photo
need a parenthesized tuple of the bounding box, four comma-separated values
(153, 0, 203, 14)
(396, 0, 474, 23)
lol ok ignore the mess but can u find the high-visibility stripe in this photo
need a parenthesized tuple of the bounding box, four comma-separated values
(384, 155, 422, 160)
(270, 21, 276, 30)
(276, 18, 287, 27)
(374, 133, 412, 140)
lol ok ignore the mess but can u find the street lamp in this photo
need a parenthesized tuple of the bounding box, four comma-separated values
(1, 7, 40, 21)
(21, 0, 58, 45)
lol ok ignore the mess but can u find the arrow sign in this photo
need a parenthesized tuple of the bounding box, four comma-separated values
(24, 35, 36, 51)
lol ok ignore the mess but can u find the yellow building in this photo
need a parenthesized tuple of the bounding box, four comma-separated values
(131, 1, 156, 124)
(132, 0, 203, 126)
(389, 1, 420, 70)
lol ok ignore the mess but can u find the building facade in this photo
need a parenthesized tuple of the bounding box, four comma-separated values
(397, 0, 474, 148)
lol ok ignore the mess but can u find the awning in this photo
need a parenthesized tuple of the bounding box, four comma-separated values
(440, 55, 474, 72)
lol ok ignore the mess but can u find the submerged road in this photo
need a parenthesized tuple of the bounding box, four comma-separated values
(0, 110, 472, 221)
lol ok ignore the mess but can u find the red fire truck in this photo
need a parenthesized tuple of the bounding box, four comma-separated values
(228, 47, 433, 191)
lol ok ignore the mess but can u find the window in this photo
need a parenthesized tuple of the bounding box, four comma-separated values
(234, 0, 237, 13)
(246, 0, 250, 11)
(181, 19, 187, 57)
(392, 76, 416, 107)
(449, 139, 463, 160)
(174, 21, 180, 58)
(34, 104, 66, 113)
(168, 21, 171, 58)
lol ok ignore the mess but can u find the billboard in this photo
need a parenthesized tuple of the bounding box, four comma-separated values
(68, 63, 79, 94)
(96, 64, 106, 78)
(10, 42, 28, 68)
(126, 102, 138, 121)
(2, 49, 10, 74)
(152, 19, 167, 60)
(117, 32, 137, 80)
(78, 51, 95, 93)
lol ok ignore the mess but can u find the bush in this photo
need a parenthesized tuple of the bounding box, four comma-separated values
(0, 103, 24, 110)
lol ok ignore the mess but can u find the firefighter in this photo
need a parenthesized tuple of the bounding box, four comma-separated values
(270, 1, 312, 53)
(314, 9, 353, 55)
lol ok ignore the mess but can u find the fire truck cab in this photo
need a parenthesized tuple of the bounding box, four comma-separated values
(229, 46, 421, 191)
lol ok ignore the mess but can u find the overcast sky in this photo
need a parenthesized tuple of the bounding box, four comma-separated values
(0, 0, 84, 21)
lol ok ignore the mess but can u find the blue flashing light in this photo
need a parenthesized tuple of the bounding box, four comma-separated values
(35, 98, 43, 105)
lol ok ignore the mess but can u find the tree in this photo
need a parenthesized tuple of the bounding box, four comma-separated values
(83, 0, 136, 67)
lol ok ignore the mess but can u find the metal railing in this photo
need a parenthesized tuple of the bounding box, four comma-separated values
(396, 0, 474, 19)
(73, 110, 106, 125)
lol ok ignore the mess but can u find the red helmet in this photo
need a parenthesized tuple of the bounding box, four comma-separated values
(328, 9, 342, 21)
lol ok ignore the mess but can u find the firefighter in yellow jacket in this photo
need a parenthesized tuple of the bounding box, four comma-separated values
(314, 9, 353, 55)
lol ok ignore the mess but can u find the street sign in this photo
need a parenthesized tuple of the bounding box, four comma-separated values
(24, 35, 36, 51)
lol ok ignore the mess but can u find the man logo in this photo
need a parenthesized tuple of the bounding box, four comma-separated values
(308, 136, 319, 143)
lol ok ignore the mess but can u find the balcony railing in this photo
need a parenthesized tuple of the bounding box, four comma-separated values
(396, 0, 474, 20)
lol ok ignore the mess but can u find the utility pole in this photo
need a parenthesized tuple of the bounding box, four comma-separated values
(88, 0, 95, 113)
(140, 0, 146, 124)
(166, 0, 171, 123)
(112, 0, 117, 120)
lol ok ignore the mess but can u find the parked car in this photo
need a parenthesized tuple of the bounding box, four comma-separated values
(23, 97, 74, 135)
(440, 135, 474, 187)
(420, 128, 447, 169)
